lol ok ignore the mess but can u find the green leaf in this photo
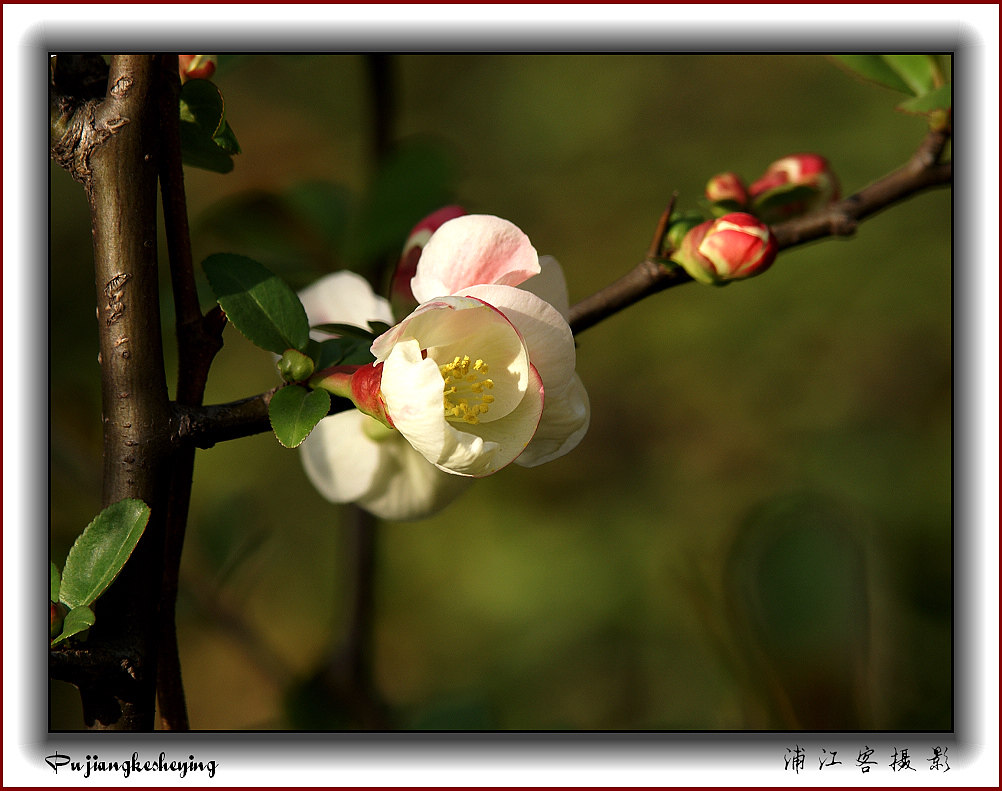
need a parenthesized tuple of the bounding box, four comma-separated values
(50, 605, 95, 646)
(203, 253, 311, 354)
(50, 562, 61, 602)
(311, 322, 379, 341)
(881, 54, 938, 97)
(179, 128, 234, 173)
(897, 82, 952, 115)
(309, 337, 373, 369)
(831, 55, 912, 93)
(269, 385, 331, 448)
(179, 79, 241, 173)
(59, 499, 151, 609)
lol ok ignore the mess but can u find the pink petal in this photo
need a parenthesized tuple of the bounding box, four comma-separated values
(411, 215, 541, 303)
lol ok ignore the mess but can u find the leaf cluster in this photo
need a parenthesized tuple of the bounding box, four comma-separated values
(50, 499, 151, 646)
(203, 254, 387, 449)
(831, 55, 952, 122)
(179, 79, 242, 173)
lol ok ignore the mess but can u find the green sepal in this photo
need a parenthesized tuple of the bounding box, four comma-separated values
(706, 199, 747, 218)
(663, 210, 705, 255)
(59, 499, 151, 609)
(750, 183, 822, 223)
(269, 385, 331, 448)
(203, 253, 311, 355)
(50, 605, 95, 646)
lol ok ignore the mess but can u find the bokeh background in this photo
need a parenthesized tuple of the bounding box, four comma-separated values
(50, 54, 952, 731)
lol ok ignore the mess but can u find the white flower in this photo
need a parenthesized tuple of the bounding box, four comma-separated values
(373, 214, 590, 476)
(298, 270, 472, 521)
(300, 214, 590, 518)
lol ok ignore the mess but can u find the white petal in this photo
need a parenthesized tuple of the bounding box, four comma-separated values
(356, 437, 473, 521)
(300, 410, 386, 504)
(298, 271, 394, 339)
(380, 339, 455, 465)
(519, 255, 570, 319)
(516, 373, 591, 467)
(373, 297, 530, 423)
(411, 215, 540, 303)
(456, 283, 576, 394)
(300, 407, 472, 521)
(460, 363, 545, 475)
(431, 362, 543, 477)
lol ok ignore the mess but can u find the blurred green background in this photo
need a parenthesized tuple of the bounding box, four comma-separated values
(50, 54, 952, 731)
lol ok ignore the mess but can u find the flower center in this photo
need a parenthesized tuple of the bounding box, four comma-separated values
(440, 355, 495, 425)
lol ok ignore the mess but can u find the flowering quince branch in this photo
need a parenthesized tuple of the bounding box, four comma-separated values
(567, 126, 951, 334)
(48, 53, 954, 732)
(187, 124, 952, 446)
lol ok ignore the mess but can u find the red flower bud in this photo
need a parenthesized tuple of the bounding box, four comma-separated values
(705, 171, 748, 207)
(748, 153, 839, 222)
(178, 55, 217, 83)
(674, 212, 778, 286)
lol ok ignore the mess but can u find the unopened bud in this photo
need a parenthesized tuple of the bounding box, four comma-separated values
(674, 212, 778, 286)
(178, 54, 217, 83)
(748, 153, 839, 222)
(278, 348, 316, 383)
(705, 171, 748, 211)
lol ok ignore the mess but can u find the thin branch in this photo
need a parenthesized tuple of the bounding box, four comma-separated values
(155, 55, 221, 732)
(166, 128, 953, 443)
(569, 128, 952, 335)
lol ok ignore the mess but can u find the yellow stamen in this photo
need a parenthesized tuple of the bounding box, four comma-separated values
(440, 354, 495, 425)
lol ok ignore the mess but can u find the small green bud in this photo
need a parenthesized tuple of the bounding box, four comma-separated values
(278, 348, 316, 383)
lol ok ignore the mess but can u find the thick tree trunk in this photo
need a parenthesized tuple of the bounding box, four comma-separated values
(49, 54, 171, 731)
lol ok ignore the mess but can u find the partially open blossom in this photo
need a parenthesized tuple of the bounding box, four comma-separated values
(315, 215, 589, 478)
(748, 153, 839, 222)
(298, 270, 472, 521)
(674, 212, 778, 286)
(178, 54, 217, 83)
(705, 171, 748, 208)
(390, 205, 467, 315)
